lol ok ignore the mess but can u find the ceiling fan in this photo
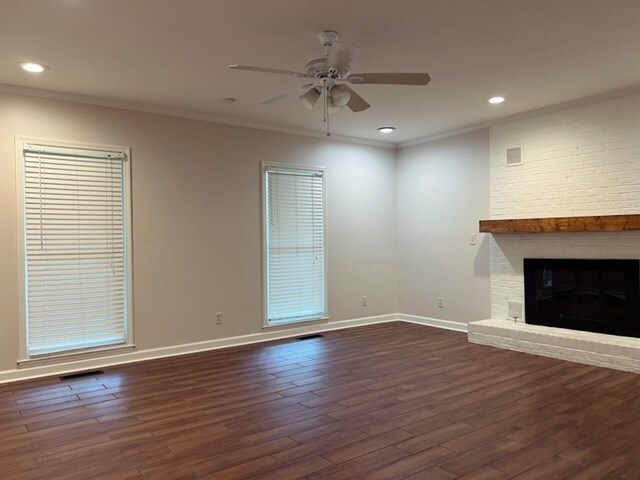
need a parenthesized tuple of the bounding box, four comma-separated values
(229, 31, 431, 136)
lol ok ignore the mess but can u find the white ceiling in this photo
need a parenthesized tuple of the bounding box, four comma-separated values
(2, 0, 640, 144)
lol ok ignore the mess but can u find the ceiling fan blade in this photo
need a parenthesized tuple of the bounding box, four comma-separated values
(326, 42, 361, 74)
(341, 85, 370, 112)
(259, 84, 313, 105)
(229, 65, 310, 79)
(348, 73, 431, 86)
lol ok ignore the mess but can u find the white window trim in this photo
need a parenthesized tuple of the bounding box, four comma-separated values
(261, 161, 329, 329)
(15, 136, 135, 362)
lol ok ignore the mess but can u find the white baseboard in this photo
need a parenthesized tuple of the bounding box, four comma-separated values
(0, 314, 398, 384)
(398, 314, 468, 333)
(0, 313, 465, 384)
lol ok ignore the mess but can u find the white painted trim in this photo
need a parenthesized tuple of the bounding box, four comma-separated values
(0, 314, 397, 384)
(261, 317, 329, 331)
(17, 344, 136, 368)
(399, 125, 489, 149)
(0, 83, 395, 150)
(399, 84, 640, 149)
(261, 161, 268, 328)
(14, 136, 134, 359)
(0, 313, 472, 384)
(398, 314, 468, 333)
(14, 137, 28, 360)
(261, 162, 328, 328)
(4, 82, 640, 151)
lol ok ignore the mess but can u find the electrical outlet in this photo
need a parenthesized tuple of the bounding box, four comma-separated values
(362, 296, 367, 307)
(437, 297, 444, 308)
(215, 312, 223, 324)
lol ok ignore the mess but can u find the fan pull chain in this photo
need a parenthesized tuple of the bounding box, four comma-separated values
(323, 79, 330, 137)
(322, 79, 327, 123)
(326, 86, 330, 137)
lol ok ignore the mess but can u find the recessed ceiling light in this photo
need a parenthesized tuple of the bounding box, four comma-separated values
(377, 127, 396, 134)
(488, 96, 505, 104)
(19, 62, 49, 73)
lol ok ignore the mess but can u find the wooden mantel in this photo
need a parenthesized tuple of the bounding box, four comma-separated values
(479, 214, 640, 233)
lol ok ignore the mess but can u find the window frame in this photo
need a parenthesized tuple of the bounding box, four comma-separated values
(261, 161, 328, 329)
(15, 136, 134, 361)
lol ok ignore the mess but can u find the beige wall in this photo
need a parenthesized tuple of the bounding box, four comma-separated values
(396, 130, 491, 322)
(0, 92, 398, 371)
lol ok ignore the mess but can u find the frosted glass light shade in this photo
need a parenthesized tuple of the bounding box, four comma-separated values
(299, 88, 320, 110)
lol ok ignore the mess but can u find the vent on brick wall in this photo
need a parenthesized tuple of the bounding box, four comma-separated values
(506, 145, 523, 166)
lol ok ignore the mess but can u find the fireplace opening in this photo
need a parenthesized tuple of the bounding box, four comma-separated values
(524, 258, 640, 338)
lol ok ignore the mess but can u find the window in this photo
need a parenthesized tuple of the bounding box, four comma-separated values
(16, 138, 132, 357)
(263, 164, 327, 326)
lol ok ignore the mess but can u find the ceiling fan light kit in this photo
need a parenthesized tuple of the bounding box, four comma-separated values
(229, 30, 430, 136)
(330, 85, 351, 107)
(299, 87, 321, 110)
(327, 97, 342, 114)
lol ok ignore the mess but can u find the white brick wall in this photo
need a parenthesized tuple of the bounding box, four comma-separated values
(489, 94, 640, 321)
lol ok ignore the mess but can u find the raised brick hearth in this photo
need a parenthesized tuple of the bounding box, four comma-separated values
(469, 319, 640, 373)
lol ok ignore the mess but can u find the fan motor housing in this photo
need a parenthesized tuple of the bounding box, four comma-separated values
(305, 56, 328, 78)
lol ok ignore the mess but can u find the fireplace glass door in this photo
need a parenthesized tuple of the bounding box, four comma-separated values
(524, 258, 640, 338)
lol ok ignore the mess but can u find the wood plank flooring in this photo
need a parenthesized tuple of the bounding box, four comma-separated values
(1, 322, 640, 479)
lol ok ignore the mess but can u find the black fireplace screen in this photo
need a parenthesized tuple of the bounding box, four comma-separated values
(523, 258, 640, 338)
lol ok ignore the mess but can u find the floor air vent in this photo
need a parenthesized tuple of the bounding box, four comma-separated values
(60, 369, 104, 380)
(296, 334, 324, 340)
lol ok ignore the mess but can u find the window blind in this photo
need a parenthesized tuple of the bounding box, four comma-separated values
(22, 144, 129, 356)
(265, 166, 326, 325)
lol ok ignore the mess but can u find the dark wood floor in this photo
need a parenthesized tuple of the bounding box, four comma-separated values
(1, 322, 640, 479)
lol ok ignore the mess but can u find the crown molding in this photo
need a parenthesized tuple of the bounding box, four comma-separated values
(399, 124, 490, 148)
(6, 82, 640, 152)
(0, 83, 396, 150)
(399, 84, 640, 149)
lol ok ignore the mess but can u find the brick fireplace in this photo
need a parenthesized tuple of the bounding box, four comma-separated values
(468, 92, 640, 373)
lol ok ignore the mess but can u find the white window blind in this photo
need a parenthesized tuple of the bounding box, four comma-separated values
(21, 143, 130, 357)
(265, 166, 326, 325)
